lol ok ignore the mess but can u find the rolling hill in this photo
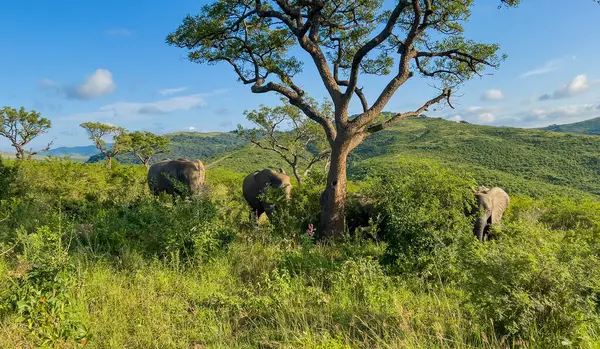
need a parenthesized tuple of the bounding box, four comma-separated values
(540, 116, 600, 135)
(204, 117, 600, 199)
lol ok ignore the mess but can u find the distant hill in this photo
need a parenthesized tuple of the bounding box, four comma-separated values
(540, 116, 600, 135)
(204, 117, 600, 199)
(42, 145, 102, 158)
(86, 131, 247, 164)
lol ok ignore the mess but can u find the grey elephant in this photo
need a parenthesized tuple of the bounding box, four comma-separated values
(243, 168, 292, 219)
(147, 158, 206, 197)
(471, 186, 510, 242)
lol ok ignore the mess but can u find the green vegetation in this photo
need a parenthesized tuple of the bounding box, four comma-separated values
(0, 106, 53, 160)
(541, 116, 600, 135)
(1, 154, 599, 348)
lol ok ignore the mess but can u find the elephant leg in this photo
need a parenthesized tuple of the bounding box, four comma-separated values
(483, 217, 493, 241)
(474, 215, 487, 242)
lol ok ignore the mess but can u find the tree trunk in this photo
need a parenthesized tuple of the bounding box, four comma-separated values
(319, 144, 349, 239)
(292, 166, 302, 187)
(107, 156, 113, 171)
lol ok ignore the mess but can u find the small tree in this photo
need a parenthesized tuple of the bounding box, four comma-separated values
(236, 98, 330, 186)
(80, 122, 126, 170)
(0, 106, 53, 160)
(123, 131, 171, 169)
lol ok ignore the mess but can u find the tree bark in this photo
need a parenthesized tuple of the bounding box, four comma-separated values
(292, 166, 302, 187)
(319, 142, 350, 239)
(107, 156, 113, 171)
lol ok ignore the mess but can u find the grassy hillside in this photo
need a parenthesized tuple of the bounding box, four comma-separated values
(540, 116, 600, 135)
(346, 117, 600, 197)
(202, 117, 600, 199)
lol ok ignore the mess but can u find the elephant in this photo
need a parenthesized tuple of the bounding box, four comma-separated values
(471, 186, 510, 242)
(147, 158, 206, 197)
(242, 168, 292, 219)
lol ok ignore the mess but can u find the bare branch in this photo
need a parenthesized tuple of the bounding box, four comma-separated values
(366, 87, 452, 134)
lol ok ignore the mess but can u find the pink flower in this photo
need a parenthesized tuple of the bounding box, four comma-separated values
(306, 224, 316, 237)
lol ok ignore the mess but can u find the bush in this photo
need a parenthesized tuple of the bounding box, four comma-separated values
(458, 219, 600, 346)
(0, 224, 88, 345)
(79, 196, 235, 263)
(363, 158, 476, 276)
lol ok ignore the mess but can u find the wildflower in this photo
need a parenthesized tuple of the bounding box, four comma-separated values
(39, 297, 46, 303)
(306, 223, 316, 237)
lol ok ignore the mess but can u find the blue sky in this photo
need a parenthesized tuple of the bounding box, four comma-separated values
(1, 0, 600, 150)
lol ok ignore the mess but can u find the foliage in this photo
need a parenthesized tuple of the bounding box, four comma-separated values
(79, 122, 127, 169)
(0, 106, 53, 160)
(1, 224, 87, 345)
(1, 153, 600, 347)
(236, 98, 331, 185)
(457, 196, 600, 345)
(361, 158, 476, 276)
(121, 131, 171, 168)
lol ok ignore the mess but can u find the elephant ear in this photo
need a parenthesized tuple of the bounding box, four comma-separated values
(193, 159, 205, 172)
(490, 190, 510, 224)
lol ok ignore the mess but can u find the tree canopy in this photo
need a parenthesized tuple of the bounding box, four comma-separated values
(80, 122, 127, 170)
(0, 106, 53, 160)
(122, 131, 171, 168)
(236, 98, 331, 184)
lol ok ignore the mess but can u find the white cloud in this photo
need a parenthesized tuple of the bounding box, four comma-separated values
(159, 87, 188, 96)
(553, 74, 590, 99)
(58, 91, 224, 123)
(448, 115, 463, 122)
(481, 89, 505, 101)
(106, 28, 133, 37)
(40, 69, 117, 100)
(478, 113, 496, 123)
(519, 56, 575, 78)
(70, 69, 117, 100)
(188, 126, 196, 131)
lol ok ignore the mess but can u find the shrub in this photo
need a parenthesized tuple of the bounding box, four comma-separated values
(363, 158, 476, 276)
(458, 220, 600, 346)
(0, 224, 88, 345)
(80, 196, 235, 264)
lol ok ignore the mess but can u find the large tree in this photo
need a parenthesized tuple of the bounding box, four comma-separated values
(0, 106, 53, 160)
(167, 0, 522, 238)
(122, 131, 171, 169)
(236, 98, 331, 186)
(80, 122, 127, 170)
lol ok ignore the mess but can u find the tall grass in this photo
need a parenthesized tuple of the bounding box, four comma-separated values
(1, 156, 599, 348)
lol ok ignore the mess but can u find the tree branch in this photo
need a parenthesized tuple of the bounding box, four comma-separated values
(344, 1, 410, 100)
(366, 88, 452, 134)
(251, 81, 336, 144)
